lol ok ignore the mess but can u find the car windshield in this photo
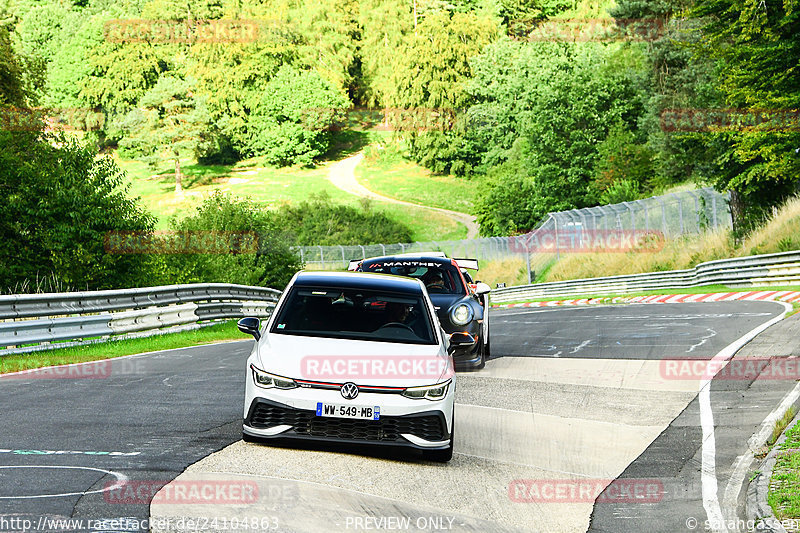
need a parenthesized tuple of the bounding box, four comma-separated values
(270, 287, 436, 344)
(362, 261, 466, 295)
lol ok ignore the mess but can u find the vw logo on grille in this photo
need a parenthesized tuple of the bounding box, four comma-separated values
(340, 382, 359, 400)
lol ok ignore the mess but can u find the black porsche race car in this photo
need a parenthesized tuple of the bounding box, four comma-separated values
(351, 254, 491, 370)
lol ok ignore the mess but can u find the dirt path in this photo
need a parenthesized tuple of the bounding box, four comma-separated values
(327, 152, 480, 239)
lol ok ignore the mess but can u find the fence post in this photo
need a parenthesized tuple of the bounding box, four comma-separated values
(553, 215, 560, 260)
(339, 245, 346, 268)
(711, 194, 718, 229)
(687, 190, 700, 232)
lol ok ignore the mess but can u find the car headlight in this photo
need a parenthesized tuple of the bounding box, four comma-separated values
(402, 380, 451, 400)
(250, 364, 297, 390)
(449, 303, 473, 326)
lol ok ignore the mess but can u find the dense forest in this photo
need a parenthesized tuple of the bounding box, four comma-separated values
(1, 0, 799, 290)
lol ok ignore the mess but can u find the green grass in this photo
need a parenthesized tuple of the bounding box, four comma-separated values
(0, 320, 248, 374)
(117, 150, 467, 240)
(118, 155, 350, 229)
(375, 202, 466, 241)
(491, 284, 800, 306)
(768, 414, 800, 521)
(356, 147, 475, 215)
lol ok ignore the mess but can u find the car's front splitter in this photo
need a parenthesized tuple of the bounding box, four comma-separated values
(243, 398, 452, 450)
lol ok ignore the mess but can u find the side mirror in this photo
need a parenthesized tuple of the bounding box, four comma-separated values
(237, 317, 261, 341)
(475, 282, 491, 295)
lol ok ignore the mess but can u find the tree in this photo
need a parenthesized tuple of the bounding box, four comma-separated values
(469, 42, 648, 235)
(288, 0, 360, 93)
(116, 75, 212, 194)
(689, 0, 800, 232)
(0, 130, 156, 290)
(80, 36, 170, 114)
(388, 10, 498, 174)
(0, 26, 25, 106)
(590, 123, 655, 204)
(245, 66, 350, 166)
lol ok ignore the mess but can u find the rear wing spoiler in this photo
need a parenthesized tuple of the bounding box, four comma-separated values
(453, 258, 479, 270)
(347, 259, 361, 271)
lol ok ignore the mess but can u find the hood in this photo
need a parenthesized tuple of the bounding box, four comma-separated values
(256, 333, 452, 387)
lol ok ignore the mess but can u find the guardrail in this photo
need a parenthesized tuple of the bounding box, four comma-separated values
(490, 250, 800, 302)
(0, 283, 281, 355)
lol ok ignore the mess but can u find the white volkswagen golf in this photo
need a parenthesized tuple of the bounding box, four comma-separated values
(239, 271, 463, 462)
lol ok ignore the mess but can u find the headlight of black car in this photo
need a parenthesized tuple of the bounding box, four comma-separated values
(449, 303, 473, 326)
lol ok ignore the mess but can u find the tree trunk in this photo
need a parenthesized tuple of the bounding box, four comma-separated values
(174, 157, 183, 195)
(729, 189, 746, 237)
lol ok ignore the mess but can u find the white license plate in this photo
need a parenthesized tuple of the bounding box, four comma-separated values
(316, 402, 380, 420)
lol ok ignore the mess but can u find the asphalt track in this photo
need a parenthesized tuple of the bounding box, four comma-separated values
(0, 300, 790, 532)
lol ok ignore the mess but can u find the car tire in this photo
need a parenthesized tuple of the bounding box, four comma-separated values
(423, 419, 454, 462)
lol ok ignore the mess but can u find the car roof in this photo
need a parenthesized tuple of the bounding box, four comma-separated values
(293, 270, 425, 294)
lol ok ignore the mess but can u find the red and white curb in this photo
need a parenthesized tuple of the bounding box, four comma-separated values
(492, 290, 800, 309)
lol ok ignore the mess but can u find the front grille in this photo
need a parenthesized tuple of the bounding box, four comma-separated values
(248, 401, 446, 442)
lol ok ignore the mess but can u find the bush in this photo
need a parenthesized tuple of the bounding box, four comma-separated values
(273, 193, 413, 246)
(163, 192, 302, 290)
(0, 130, 156, 291)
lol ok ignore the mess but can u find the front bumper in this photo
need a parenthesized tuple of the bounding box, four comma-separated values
(243, 398, 451, 450)
(447, 323, 483, 370)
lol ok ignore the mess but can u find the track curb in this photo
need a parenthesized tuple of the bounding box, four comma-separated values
(491, 290, 800, 309)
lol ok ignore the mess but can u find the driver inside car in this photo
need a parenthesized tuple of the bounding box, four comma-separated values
(421, 269, 447, 293)
(384, 301, 411, 325)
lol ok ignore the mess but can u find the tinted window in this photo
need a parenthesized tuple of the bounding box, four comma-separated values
(270, 287, 436, 344)
(362, 261, 466, 295)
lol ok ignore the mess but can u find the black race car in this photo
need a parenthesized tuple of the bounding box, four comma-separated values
(351, 254, 491, 370)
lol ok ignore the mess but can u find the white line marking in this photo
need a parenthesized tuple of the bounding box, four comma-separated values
(570, 340, 592, 354)
(0, 465, 127, 499)
(687, 328, 717, 353)
(698, 301, 791, 533)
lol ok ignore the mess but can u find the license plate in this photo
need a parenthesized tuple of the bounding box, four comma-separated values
(316, 402, 380, 420)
